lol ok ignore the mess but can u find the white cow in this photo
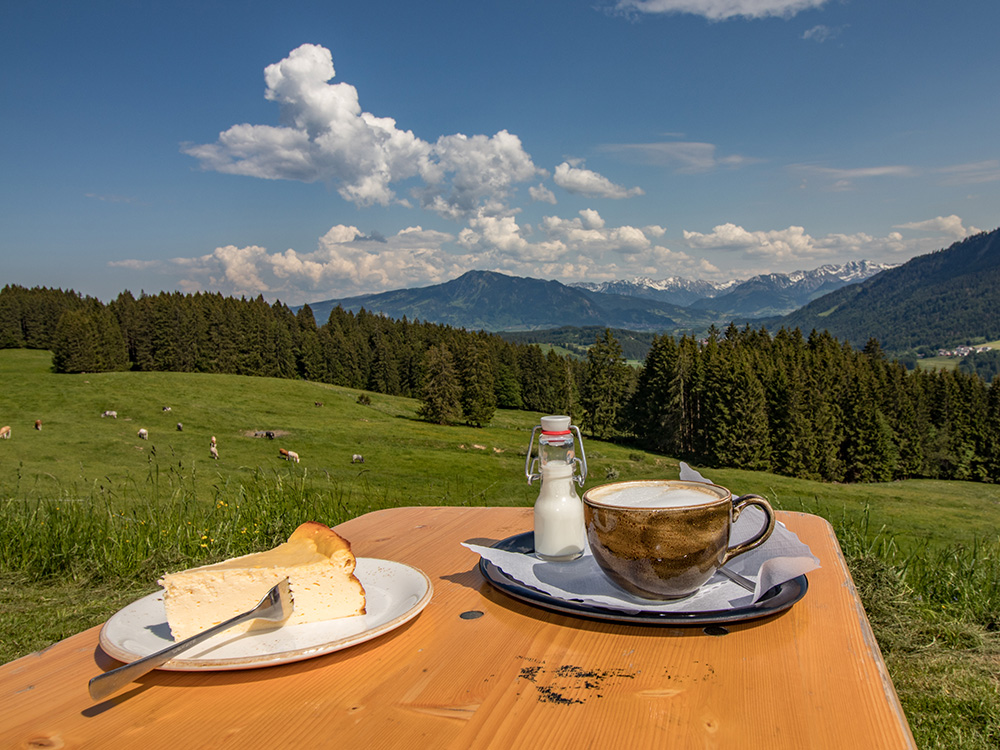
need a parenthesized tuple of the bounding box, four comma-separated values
(351, 454, 364, 464)
(287, 450, 300, 463)
(210, 444, 219, 460)
(102, 410, 117, 419)
(138, 428, 148, 440)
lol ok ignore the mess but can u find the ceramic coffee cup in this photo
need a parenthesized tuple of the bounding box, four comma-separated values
(582, 480, 775, 600)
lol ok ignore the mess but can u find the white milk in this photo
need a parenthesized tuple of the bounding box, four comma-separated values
(595, 484, 723, 509)
(534, 462, 586, 561)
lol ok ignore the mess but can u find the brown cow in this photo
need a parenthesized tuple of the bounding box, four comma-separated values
(34, 420, 42, 430)
(278, 448, 289, 458)
(0, 425, 10, 439)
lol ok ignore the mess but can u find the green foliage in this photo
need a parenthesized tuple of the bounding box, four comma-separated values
(581, 329, 630, 438)
(623, 324, 997, 484)
(417, 344, 462, 424)
(959, 349, 1000, 383)
(459, 338, 497, 427)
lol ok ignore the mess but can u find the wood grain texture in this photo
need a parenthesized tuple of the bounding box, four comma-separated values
(0, 506, 915, 749)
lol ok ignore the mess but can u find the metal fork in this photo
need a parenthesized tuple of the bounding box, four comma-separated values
(89, 578, 293, 701)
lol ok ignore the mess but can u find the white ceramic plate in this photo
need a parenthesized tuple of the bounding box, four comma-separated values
(98, 558, 433, 671)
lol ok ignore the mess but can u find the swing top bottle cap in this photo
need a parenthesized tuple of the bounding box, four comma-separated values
(540, 415, 571, 433)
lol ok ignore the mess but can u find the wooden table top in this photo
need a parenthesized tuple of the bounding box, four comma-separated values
(1, 506, 915, 749)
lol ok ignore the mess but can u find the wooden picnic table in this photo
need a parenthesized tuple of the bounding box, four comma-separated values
(0, 506, 915, 749)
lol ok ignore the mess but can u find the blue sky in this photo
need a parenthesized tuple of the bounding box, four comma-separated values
(2, 0, 998, 304)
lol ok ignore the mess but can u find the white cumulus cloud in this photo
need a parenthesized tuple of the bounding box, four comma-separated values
(553, 161, 644, 199)
(184, 44, 543, 219)
(894, 215, 980, 239)
(682, 216, 981, 266)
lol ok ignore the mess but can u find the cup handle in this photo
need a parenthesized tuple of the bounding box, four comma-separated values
(722, 494, 775, 564)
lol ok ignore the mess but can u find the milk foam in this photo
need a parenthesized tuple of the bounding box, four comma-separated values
(596, 485, 721, 508)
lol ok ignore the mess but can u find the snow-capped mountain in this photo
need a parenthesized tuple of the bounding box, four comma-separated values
(573, 260, 895, 317)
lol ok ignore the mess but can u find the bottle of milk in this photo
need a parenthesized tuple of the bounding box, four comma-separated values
(525, 415, 588, 561)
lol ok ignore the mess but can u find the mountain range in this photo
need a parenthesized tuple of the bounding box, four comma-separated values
(304, 261, 890, 334)
(302, 227, 1000, 352)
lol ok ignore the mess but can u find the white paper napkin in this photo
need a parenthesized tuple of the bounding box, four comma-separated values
(465, 464, 820, 614)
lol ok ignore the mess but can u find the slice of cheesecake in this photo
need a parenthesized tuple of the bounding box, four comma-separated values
(159, 521, 366, 641)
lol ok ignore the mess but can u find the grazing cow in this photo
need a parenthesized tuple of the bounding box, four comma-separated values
(265, 431, 275, 440)
(210, 444, 219, 460)
(210, 435, 217, 447)
(278, 448, 289, 458)
(351, 454, 364, 464)
(176, 423, 183, 431)
(102, 410, 117, 419)
(0, 426, 10, 439)
(287, 450, 300, 463)
(162, 406, 171, 412)
(138, 428, 148, 440)
(34, 420, 42, 430)
(315, 401, 324, 407)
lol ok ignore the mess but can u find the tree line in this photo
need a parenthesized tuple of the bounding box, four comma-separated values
(2, 284, 997, 484)
(0, 284, 583, 428)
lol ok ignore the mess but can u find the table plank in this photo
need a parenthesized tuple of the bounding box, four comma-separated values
(0, 507, 915, 749)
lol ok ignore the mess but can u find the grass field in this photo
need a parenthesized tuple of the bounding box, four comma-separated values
(1, 349, 998, 747)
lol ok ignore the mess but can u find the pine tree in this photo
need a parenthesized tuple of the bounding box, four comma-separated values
(629, 334, 679, 453)
(95, 304, 129, 371)
(418, 345, 462, 424)
(459, 338, 496, 427)
(52, 309, 99, 373)
(581, 329, 628, 439)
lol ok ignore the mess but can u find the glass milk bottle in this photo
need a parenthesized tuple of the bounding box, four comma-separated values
(525, 415, 588, 561)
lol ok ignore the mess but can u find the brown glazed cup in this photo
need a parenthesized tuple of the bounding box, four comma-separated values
(583, 480, 776, 600)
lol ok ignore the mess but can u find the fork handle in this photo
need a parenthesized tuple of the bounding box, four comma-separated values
(89, 608, 259, 701)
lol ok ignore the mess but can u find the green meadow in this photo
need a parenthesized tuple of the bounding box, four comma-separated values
(1, 349, 997, 747)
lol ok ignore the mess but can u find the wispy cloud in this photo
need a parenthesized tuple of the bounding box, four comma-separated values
(85, 193, 144, 205)
(935, 160, 1000, 185)
(791, 163, 918, 190)
(614, 0, 830, 21)
(801, 24, 846, 42)
(602, 141, 760, 174)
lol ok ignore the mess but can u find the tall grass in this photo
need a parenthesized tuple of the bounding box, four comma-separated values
(833, 505, 1000, 630)
(0, 463, 421, 584)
